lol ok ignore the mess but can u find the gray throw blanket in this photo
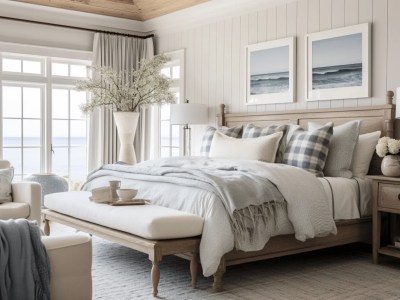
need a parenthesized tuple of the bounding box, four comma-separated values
(0, 219, 51, 300)
(83, 158, 286, 249)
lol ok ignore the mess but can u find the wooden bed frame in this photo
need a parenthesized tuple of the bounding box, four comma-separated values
(183, 91, 396, 292)
(45, 91, 395, 295)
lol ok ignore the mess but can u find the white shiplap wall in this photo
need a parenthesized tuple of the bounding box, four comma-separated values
(155, 0, 400, 153)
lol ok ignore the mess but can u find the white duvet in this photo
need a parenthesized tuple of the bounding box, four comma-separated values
(83, 157, 337, 276)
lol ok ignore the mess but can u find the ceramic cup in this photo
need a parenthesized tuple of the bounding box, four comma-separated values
(116, 188, 138, 201)
(109, 180, 121, 201)
(91, 186, 112, 203)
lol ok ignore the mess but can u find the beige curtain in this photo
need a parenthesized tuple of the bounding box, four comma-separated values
(88, 33, 154, 171)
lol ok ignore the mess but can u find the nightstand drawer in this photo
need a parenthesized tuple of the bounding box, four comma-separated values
(379, 183, 400, 210)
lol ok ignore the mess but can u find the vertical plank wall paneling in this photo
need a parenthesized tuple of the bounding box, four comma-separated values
(156, 0, 400, 154)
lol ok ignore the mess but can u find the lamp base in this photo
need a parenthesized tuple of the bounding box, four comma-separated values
(183, 125, 191, 156)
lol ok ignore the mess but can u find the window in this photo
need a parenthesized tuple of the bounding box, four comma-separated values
(159, 50, 185, 158)
(0, 52, 90, 181)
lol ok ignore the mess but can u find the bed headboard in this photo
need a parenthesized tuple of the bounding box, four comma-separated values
(217, 91, 396, 175)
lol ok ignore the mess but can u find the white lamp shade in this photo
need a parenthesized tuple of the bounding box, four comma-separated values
(170, 103, 208, 125)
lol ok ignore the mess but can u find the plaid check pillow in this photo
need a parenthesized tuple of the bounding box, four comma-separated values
(283, 123, 333, 176)
(200, 126, 243, 156)
(242, 124, 288, 163)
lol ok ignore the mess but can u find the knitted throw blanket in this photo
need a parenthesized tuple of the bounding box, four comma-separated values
(0, 219, 51, 300)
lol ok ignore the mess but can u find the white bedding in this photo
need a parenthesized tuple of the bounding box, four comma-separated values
(319, 177, 372, 220)
(81, 157, 337, 277)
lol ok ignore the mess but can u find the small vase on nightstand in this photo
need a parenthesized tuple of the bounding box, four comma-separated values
(381, 155, 400, 177)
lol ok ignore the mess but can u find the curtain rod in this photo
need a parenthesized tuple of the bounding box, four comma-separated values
(0, 15, 154, 39)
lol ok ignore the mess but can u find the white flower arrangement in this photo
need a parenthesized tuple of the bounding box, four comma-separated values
(76, 54, 176, 113)
(376, 136, 400, 157)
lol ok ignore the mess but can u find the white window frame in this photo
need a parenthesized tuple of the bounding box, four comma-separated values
(156, 49, 185, 158)
(0, 43, 92, 180)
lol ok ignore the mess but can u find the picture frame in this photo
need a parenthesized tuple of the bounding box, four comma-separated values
(246, 37, 296, 105)
(305, 23, 371, 101)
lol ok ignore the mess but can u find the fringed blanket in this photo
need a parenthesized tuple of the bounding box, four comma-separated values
(0, 219, 51, 300)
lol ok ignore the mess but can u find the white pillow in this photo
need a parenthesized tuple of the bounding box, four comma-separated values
(351, 131, 381, 178)
(209, 131, 283, 162)
(308, 120, 361, 178)
(0, 167, 14, 203)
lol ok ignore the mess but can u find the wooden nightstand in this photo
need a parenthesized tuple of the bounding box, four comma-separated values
(369, 175, 400, 263)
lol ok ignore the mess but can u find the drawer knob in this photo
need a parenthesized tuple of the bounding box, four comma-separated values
(398, 193, 400, 200)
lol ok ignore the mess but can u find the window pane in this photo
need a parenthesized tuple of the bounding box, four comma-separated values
(3, 58, 21, 72)
(70, 64, 87, 78)
(160, 104, 170, 121)
(161, 67, 171, 78)
(160, 121, 170, 146)
(23, 87, 41, 118)
(172, 148, 180, 157)
(52, 63, 68, 76)
(70, 146, 87, 181)
(172, 66, 180, 79)
(52, 120, 69, 146)
(23, 148, 40, 174)
(160, 147, 170, 157)
(23, 120, 40, 146)
(70, 120, 86, 139)
(22, 60, 41, 74)
(171, 125, 179, 147)
(70, 90, 86, 119)
(52, 147, 68, 175)
(3, 119, 21, 146)
(3, 86, 22, 118)
(52, 89, 69, 119)
(3, 148, 21, 174)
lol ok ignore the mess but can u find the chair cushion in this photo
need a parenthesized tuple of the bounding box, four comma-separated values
(45, 192, 204, 240)
(0, 202, 30, 220)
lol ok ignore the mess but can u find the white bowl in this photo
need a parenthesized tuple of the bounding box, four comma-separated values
(116, 188, 138, 201)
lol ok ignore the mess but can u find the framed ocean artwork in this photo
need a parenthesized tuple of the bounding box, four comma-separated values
(306, 23, 371, 101)
(246, 37, 296, 105)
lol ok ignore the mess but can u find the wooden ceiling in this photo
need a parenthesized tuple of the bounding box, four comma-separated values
(14, 0, 209, 21)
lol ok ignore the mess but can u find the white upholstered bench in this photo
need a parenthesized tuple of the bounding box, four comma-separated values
(43, 191, 203, 296)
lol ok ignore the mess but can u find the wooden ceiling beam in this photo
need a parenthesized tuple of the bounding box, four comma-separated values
(13, 0, 209, 21)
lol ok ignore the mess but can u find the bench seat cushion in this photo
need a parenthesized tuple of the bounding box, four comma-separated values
(44, 191, 204, 240)
(0, 202, 30, 220)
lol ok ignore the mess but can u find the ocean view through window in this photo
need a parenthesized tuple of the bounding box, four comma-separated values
(1, 51, 90, 181)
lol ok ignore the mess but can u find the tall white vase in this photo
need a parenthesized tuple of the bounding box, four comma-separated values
(113, 112, 139, 165)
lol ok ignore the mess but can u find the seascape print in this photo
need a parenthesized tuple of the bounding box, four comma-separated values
(312, 33, 362, 90)
(250, 46, 289, 95)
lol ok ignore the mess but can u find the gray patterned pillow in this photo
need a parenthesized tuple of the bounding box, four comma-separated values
(242, 124, 288, 163)
(200, 126, 243, 156)
(283, 123, 333, 176)
(0, 167, 14, 203)
(308, 120, 361, 178)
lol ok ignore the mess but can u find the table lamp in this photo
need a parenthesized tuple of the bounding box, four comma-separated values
(170, 100, 208, 156)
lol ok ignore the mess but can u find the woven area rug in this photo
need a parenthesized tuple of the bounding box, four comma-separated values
(92, 237, 400, 299)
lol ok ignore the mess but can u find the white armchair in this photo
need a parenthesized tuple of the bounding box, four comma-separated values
(0, 160, 41, 224)
(42, 233, 93, 300)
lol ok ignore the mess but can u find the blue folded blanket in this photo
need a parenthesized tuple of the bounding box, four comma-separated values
(0, 219, 51, 300)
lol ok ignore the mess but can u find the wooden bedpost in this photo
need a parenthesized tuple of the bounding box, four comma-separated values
(213, 257, 226, 292)
(385, 90, 395, 138)
(386, 90, 394, 104)
(218, 104, 226, 127)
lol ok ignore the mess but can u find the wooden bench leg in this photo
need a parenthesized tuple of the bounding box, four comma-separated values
(190, 250, 199, 288)
(213, 258, 226, 293)
(149, 250, 162, 297)
(44, 217, 50, 236)
(151, 261, 160, 297)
